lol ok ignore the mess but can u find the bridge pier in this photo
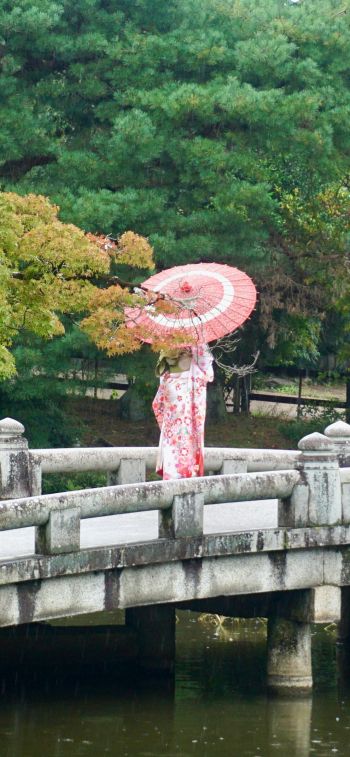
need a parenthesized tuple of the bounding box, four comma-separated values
(339, 587, 350, 643)
(336, 587, 350, 688)
(267, 617, 312, 695)
(125, 604, 176, 673)
(267, 591, 313, 696)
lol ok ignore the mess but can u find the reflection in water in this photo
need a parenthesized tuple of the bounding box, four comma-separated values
(0, 614, 349, 756)
(267, 698, 312, 757)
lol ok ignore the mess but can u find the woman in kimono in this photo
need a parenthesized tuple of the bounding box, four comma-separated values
(152, 344, 214, 479)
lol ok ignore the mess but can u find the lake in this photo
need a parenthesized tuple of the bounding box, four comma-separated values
(0, 611, 349, 757)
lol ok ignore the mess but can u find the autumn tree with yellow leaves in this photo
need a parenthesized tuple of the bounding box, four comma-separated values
(0, 191, 160, 380)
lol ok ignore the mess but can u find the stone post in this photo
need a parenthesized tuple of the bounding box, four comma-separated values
(324, 419, 350, 467)
(125, 604, 176, 673)
(324, 420, 350, 524)
(278, 432, 341, 528)
(324, 423, 350, 662)
(267, 590, 313, 695)
(0, 417, 40, 499)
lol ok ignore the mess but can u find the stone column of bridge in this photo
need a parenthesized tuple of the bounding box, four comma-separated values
(125, 605, 176, 673)
(325, 420, 350, 677)
(114, 452, 177, 673)
(268, 431, 342, 695)
(267, 592, 313, 696)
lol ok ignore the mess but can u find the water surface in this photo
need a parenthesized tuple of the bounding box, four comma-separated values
(0, 613, 349, 757)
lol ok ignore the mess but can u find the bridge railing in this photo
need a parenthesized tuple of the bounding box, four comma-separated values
(0, 418, 350, 557)
(0, 469, 300, 554)
(0, 415, 302, 498)
(34, 446, 300, 476)
(0, 416, 303, 499)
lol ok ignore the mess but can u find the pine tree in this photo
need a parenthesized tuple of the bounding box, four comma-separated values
(1, 0, 350, 366)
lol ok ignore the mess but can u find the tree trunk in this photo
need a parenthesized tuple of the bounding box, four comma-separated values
(94, 358, 99, 399)
(241, 374, 251, 413)
(297, 370, 303, 419)
(233, 375, 241, 415)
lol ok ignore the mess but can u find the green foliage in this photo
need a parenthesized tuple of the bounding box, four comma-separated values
(0, 393, 82, 448)
(2, 1, 349, 269)
(0, 335, 85, 446)
(265, 314, 321, 368)
(0, 188, 161, 377)
(114, 346, 158, 420)
(278, 403, 343, 447)
(42, 471, 107, 494)
(0, 323, 135, 445)
(0, 190, 111, 378)
(1, 0, 350, 371)
(113, 346, 157, 383)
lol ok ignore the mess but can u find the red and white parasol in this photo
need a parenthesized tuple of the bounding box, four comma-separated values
(127, 262, 257, 344)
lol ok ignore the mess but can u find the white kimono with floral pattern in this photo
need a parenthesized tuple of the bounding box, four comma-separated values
(152, 345, 214, 480)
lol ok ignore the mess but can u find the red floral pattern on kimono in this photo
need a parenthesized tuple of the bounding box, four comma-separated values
(152, 345, 214, 479)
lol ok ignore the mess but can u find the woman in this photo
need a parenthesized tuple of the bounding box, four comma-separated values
(152, 344, 213, 479)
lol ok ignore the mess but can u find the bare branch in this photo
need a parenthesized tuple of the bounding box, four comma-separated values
(211, 336, 260, 380)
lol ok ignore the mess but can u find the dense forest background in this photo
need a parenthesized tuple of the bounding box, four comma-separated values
(1, 0, 350, 444)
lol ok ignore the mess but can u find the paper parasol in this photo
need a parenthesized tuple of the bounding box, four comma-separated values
(126, 262, 257, 344)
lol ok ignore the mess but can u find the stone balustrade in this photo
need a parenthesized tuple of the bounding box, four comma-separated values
(0, 416, 301, 498)
(0, 468, 300, 554)
(1, 417, 350, 554)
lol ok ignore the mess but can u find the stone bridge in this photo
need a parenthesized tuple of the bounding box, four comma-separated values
(1, 416, 350, 694)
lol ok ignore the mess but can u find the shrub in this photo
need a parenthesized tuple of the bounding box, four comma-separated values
(278, 403, 343, 447)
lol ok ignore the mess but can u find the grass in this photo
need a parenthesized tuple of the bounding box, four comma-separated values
(69, 397, 296, 450)
(68, 376, 347, 453)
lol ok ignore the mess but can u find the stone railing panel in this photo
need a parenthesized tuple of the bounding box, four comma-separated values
(159, 492, 204, 539)
(35, 507, 81, 555)
(340, 469, 350, 524)
(0, 469, 300, 533)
